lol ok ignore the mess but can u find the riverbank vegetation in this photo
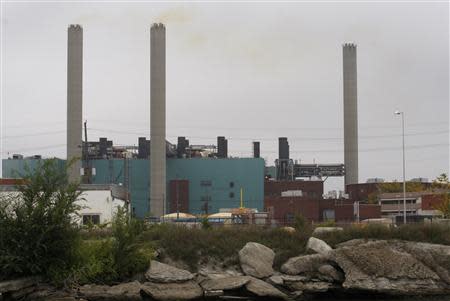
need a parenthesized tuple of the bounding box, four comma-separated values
(316, 222, 450, 247)
(1, 160, 450, 287)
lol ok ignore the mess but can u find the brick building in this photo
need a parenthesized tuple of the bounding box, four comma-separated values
(265, 180, 323, 198)
(264, 180, 381, 224)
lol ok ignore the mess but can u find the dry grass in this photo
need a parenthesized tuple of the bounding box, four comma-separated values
(139, 224, 311, 270)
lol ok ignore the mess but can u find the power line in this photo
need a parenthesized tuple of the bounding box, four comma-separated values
(2, 119, 448, 131)
(230, 143, 449, 154)
(1, 144, 66, 154)
(86, 127, 448, 142)
(2, 130, 66, 139)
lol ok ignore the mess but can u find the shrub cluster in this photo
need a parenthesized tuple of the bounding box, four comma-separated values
(316, 223, 450, 247)
(0, 160, 81, 282)
(140, 224, 310, 270)
(69, 207, 152, 285)
(0, 160, 152, 285)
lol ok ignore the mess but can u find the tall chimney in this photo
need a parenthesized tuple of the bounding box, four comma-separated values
(253, 141, 260, 158)
(343, 43, 359, 185)
(150, 23, 166, 217)
(67, 24, 83, 183)
(217, 136, 228, 158)
(278, 137, 289, 160)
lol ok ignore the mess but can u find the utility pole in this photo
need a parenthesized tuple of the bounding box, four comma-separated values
(395, 110, 407, 224)
(176, 177, 180, 220)
(83, 120, 90, 183)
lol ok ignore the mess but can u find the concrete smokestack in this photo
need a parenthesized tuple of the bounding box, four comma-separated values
(343, 43, 358, 185)
(67, 24, 83, 183)
(150, 23, 166, 217)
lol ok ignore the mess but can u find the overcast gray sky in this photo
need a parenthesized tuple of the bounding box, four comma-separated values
(1, 0, 449, 191)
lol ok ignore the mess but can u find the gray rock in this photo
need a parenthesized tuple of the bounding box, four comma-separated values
(397, 241, 450, 285)
(245, 277, 287, 299)
(200, 275, 250, 291)
(140, 281, 203, 301)
(335, 238, 373, 248)
(331, 240, 450, 295)
(239, 242, 275, 278)
(267, 275, 284, 286)
(306, 237, 332, 255)
(286, 281, 336, 293)
(145, 260, 194, 283)
(25, 285, 71, 301)
(0, 277, 40, 293)
(78, 281, 141, 301)
(204, 290, 224, 297)
(281, 254, 329, 275)
(312, 227, 343, 236)
(317, 264, 344, 282)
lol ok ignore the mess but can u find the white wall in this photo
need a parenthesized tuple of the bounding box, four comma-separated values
(76, 190, 125, 225)
(0, 189, 125, 226)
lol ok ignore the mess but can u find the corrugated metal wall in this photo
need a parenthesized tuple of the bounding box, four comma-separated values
(2, 157, 265, 218)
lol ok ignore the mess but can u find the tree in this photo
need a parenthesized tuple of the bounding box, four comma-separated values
(378, 182, 425, 193)
(430, 173, 450, 218)
(0, 159, 81, 281)
(432, 173, 450, 190)
(434, 193, 450, 218)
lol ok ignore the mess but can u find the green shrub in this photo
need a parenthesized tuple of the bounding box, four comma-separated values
(201, 217, 211, 230)
(71, 240, 117, 285)
(71, 207, 152, 285)
(293, 214, 313, 235)
(110, 206, 150, 279)
(0, 159, 81, 282)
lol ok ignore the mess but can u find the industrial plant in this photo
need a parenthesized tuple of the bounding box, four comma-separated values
(2, 24, 445, 224)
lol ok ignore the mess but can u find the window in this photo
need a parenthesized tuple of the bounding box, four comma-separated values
(229, 192, 235, 198)
(229, 182, 234, 188)
(82, 214, 100, 225)
(201, 196, 212, 202)
(286, 213, 295, 223)
(200, 180, 212, 187)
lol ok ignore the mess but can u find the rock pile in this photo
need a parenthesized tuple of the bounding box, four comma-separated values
(1, 238, 450, 300)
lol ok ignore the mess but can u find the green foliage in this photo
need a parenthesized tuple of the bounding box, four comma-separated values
(430, 173, 450, 217)
(71, 240, 117, 285)
(432, 173, 450, 190)
(71, 206, 152, 285)
(110, 206, 149, 278)
(200, 217, 212, 230)
(316, 223, 450, 247)
(379, 182, 425, 193)
(0, 159, 81, 282)
(315, 220, 336, 227)
(140, 224, 309, 271)
(434, 193, 450, 218)
(293, 214, 312, 234)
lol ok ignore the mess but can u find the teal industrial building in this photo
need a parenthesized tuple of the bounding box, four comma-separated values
(2, 157, 265, 218)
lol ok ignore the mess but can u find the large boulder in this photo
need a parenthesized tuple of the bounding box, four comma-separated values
(239, 242, 275, 278)
(245, 277, 288, 300)
(140, 281, 203, 301)
(281, 254, 329, 275)
(145, 260, 194, 283)
(306, 237, 332, 255)
(331, 240, 450, 295)
(317, 264, 344, 282)
(398, 241, 450, 285)
(78, 281, 141, 301)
